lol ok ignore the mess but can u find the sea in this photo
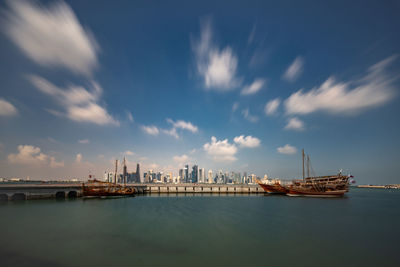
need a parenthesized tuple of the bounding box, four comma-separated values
(1, 188, 399, 267)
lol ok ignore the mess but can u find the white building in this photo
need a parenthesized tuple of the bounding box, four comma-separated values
(208, 170, 213, 183)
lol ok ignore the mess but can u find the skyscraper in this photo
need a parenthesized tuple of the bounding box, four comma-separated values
(123, 157, 127, 184)
(208, 170, 213, 183)
(136, 163, 141, 183)
(192, 165, 198, 183)
(179, 169, 184, 183)
(184, 165, 189, 183)
(199, 168, 205, 183)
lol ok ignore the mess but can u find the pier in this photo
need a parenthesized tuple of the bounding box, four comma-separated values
(0, 183, 263, 200)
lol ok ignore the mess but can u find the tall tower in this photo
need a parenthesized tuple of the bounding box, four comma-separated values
(184, 165, 189, 183)
(136, 163, 141, 183)
(208, 170, 213, 183)
(192, 165, 198, 183)
(123, 157, 127, 185)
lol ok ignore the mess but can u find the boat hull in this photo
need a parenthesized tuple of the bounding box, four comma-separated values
(258, 183, 288, 194)
(286, 189, 347, 198)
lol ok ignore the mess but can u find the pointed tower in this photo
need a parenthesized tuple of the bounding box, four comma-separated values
(123, 157, 127, 184)
(136, 163, 141, 183)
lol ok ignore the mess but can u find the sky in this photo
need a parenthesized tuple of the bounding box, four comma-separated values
(0, 0, 400, 184)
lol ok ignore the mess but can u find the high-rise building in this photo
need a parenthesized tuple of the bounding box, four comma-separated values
(136, 163, 141, 183)
(184, 165, 189, 183)
(123, 157, 127, 184)
(179, 169, 184, 183)
(208, 170, 213, 183)
(192, 165, 198, 183)
(104, 172, 114, 183)
(199, 168, 205, 183)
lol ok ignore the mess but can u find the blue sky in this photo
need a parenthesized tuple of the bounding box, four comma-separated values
(0, 0, 399, 183)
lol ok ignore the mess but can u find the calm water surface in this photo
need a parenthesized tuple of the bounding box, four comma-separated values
(1, 188, 400, 267)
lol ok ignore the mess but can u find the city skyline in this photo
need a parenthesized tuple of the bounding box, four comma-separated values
(1, 0, 400, 184)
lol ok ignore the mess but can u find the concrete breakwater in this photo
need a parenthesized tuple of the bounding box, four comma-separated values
(0, 183, 264, 201)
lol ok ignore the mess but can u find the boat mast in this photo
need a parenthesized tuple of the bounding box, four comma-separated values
(307, 155, 310, 178)
(302, 149, 305, 180)
(114, 159, 118, 184)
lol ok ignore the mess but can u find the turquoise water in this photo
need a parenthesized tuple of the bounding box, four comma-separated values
(1, 188, 400, 267)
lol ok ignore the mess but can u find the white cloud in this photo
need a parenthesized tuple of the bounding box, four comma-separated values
(173, 154, 189, 165)
(203, 136, 237, 162)
(167, 119, 198, 133)
(124, 150, 134, 156)
(284, 56, 397, 115)
(75, 153, 82, 163)
(0, 98, 18, 116)
(141, 125, 159, 136)
(29, 75, 118, 126)
(162, 128, 179, 139)
(50, 157, 64, 168)
(126, 111, 134, 122)
(4, 0, 98, 76)
(78, 139, 89, 144)
(8, 145, 64, 167)
(241, 78, 266, 95)
(233, 135, 261, 148)
(242, 108, 259, 123)
(192, 19, 239, 90)
(283, 56, 304, 82)
(277, 144, 297, 155)
(284, 117, 305, 131)
(265, 98, 280, 115)
(232, 102, 239, 112)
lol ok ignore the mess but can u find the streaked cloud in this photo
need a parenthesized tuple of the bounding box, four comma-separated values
(4, 0, 99, 76)
(277, 144, 297, 155)
(126, 111, 134, 122)
(232, 102, 239, 112)
(284, 56, 397, 115)
(167, 119, 198, 133)
(283, 56, 304, 82)
(0, 98, 18, 116)
(29, 75, 118, 126)
(124, 150, 134, 156)
(141, 125, 159, 136)
(242, 108, 259, 123)
(233, 135, 261, 148)
(192, 18, 239, 90)
(203, 136, 237, 162)
(78, 139, 90, 144)
(8, 145, 64, 168)
(241, 78, 266, 95)
(162, 128, 179, 139)
(284, 117, 305, 131)
(264, 98, 280, 115)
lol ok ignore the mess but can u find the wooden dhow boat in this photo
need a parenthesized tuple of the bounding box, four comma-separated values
(82, 159, 135, 197)
(257, 179, 289, 194)
(286, 149, 351, 197)
(257, 149, 352, 197)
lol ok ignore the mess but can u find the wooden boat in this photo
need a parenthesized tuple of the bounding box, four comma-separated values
(82, 179, 135, 197)
(285, 150, 350, 198)
(257, 179, 288, 194)
(82, 159, 135, 197)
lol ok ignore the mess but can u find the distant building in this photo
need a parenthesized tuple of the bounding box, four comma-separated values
(208, 170, 213, 183)
(192, 165, 198, 183)
(184, 165, 189, 183)
(104, 172, 114, 183)
(199, 168, 205, 183)
(179, 169, 184, 183)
